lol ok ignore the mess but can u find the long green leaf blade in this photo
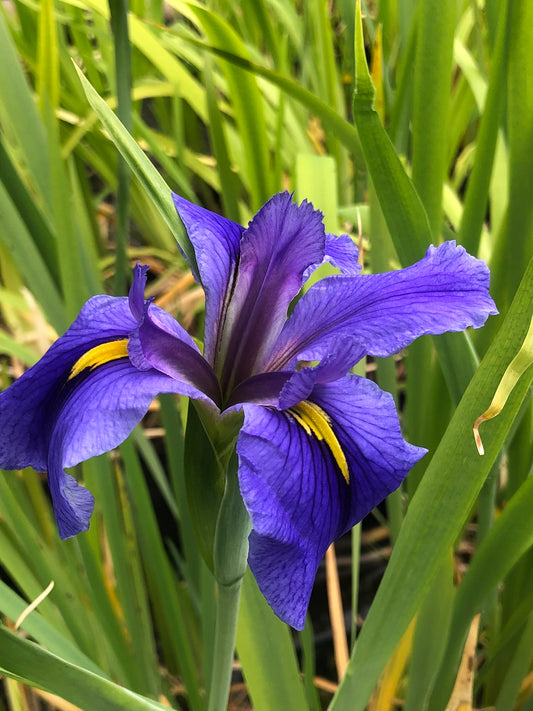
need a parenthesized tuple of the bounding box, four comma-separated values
(73, 64, 198, 275)
(0, 628, 172, 711)
(237, 571, 309, 711)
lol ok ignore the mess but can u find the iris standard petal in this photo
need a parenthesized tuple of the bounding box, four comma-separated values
(237, 375, 425, 629)
(217, 192, 326, 389)
(172, 193, 243, 364)
(267, 241, 498, 369)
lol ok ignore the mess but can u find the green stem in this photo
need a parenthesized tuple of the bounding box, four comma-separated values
(208, 451, 250, 711)
(207, 579, 243, 711)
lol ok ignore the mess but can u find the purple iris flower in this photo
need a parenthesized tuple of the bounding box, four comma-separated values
(0, 192, 497, 629)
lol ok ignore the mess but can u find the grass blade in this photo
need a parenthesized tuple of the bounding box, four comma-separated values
(237, 571, 309, 711)
(184, 4, 272, 209)
(458, 0, 510, 254)
(0, 182, 66, 333)
(0, 9, 52, 209)
(430, 470, 533, 707)
(109, 0, 132, 295)
(0, 628, 171, 711)
(73, 64, 198, 275)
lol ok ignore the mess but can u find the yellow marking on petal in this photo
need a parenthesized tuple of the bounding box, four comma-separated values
(289, 400, 349, 483)
(69, 339, 130, 380)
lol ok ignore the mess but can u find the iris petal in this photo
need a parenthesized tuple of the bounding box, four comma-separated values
(311, 377, 425, 524)
(172, 194, 243, 364)
(0, 294, 136, 471)
(217, 192, 326, 387)
(267, 241, 498, 369)
(48, 359, 194, 538)
(129, 263, 150, 320)
(237, 374, 425, 629)
(304, 232, 361, 279)
(0, 270, 217, 538)
(131, 305, 221, 407)
(278, 335, 367, 409)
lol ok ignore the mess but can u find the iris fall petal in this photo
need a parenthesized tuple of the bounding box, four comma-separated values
(237, 375, 426, 629)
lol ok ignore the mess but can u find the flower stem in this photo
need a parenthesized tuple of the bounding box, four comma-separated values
(208, 451, 251, 711)
(207, 579, 242, 711)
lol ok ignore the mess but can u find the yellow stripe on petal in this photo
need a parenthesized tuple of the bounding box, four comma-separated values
(69, 339, 130, 380)
(289, 400, 349, 483)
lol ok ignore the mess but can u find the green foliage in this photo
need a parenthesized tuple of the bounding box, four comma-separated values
(0, 1, 531, 710)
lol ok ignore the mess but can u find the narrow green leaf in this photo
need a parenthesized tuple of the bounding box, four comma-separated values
(82, 457, 161, 697)
(411, 0, 455, 236)
(237, 571, 309, 711)
(494, 613, 533, 711)
(304, 0, 345, 195)
(158, 395, 202, 594)
(74, 531, 144, 687)
(0, 475, 107, 663)
(0, 333, 39, 366)
(68, 0, 208, 125)
(404, 554, 455, 711)
(0, 137, 59, 284)
(37, 0, 93, 319)
(120, 439, 203, 711)
(300, 618, 322, 711)
(37, 0, 59, 117)
(430, 469, 533, 707)
(0, 10, 51, 209)
(73, 64, 198, 275)
(353, 0, 430, 264)
(47, 134, 93, 320)
(500, 0, 533, 313)
(295, 154, 338, 232)
(0, 628, 171, 711)
(204, 52, 240, 222)
(458, 0, 509, 255)
(165, 27, 365, 169)
(132, 427, 180, 521)
(0, 582, 104, 677)
(184, 3, 272, 208)
(0, 182, 66, 333)
(109, 0, 132, 295)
